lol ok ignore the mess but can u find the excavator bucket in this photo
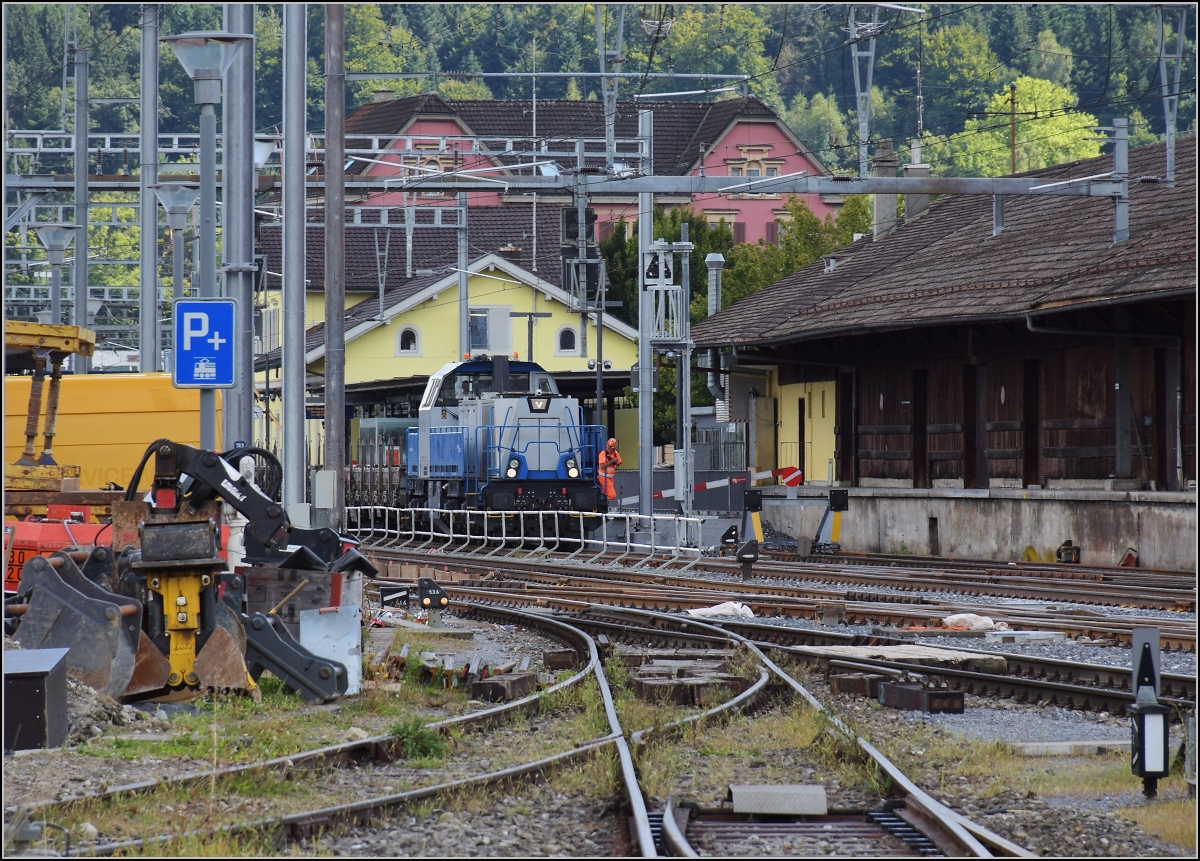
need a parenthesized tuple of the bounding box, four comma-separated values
(123, 630, 172, 697)
(14, 553, 142, 699)
(194, 624, 258, 699)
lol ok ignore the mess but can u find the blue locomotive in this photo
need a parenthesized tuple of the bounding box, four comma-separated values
(405, 355, 606, 521)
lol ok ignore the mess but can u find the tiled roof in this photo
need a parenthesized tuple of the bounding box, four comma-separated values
(344, 92, 457, 137)
(255, 201, 574, 371)
(342, 93, 811, 177)
(258, 267, 447, 369)
(258, 201, 569, 294)
(691, 137, 1197, 348)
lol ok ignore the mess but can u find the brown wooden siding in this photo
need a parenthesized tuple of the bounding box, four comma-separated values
(857, 363, 912, 481)
(792, 304, 1194, 490)
(926, 358, 964, 483)
(985, 352, 1024, 482)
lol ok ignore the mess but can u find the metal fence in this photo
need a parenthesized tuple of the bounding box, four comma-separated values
(345, 506, 704, 570)
(694, 424, 746, 471)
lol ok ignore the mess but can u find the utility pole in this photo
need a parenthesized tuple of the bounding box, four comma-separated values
(1009, 82, 1017, 175)
(637, 110, 654, 516)
(848, 4, 924, 179)
(458, 192, 469, 359)
(596, 6, 626, 172)
(225, 3, 256, 447)
(72, 42, 90, 373)
(139, 6, 159, 372)
(282, 4, 307, 517)
(1157, 5, 1188, 187)
(848, 5, 880, 179)
(323, 4, 346, 530)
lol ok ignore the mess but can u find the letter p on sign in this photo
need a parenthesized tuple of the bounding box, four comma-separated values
(183, 312, 209, 350)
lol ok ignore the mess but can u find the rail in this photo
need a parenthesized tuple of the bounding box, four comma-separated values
(345, 505, 705, 570)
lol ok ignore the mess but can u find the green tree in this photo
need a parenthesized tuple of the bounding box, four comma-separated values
(784, 91, 853, 172)
(1022, 29, 1074, 89)
(919, 23, 1009, 139)
(719, 194, 871, 309)
(633, 5, 780, 108)
(933, 76, 1101, 177)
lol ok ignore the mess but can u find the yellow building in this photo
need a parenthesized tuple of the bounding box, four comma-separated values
(255, 253, 642, 468)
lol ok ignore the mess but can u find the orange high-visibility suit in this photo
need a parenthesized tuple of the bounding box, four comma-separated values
(599, 440, 622, 501)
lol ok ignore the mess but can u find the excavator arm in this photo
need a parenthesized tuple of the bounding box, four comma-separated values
(148, 441, 290, 550)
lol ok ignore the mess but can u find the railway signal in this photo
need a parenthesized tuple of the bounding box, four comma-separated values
(1130, 627, 1171, 798)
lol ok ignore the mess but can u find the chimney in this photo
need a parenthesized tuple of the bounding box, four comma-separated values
(903, 138, 931, 221)
(373, 89, 395, 103)
(499, 244, 522, 264)
(872, 138, 898, 240)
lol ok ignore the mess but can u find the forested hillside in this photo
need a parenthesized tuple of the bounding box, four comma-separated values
(6, 4, 1195, 177)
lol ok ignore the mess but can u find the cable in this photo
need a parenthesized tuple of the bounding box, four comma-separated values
(123, 438, 172, 502)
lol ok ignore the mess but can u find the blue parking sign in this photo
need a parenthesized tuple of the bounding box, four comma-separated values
(173, 298, 237, 388)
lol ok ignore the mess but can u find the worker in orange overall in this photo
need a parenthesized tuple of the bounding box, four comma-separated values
(598, 437, 622, 502)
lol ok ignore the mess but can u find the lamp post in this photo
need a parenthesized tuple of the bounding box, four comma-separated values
(160, 30, 252, 451)
(34, 225, 76, 327)
(250, 137, 276, 447)
(155, 184, 200, 334)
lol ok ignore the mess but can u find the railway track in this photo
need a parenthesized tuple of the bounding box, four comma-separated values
(5, 602, 1014, 858)
(365, 540, 1196, 646)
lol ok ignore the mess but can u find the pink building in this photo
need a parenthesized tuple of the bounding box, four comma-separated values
(341, 92, 840, 245)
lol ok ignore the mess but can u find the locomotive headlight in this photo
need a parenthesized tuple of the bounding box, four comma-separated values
(506, 456, 521, 479)
(565, 457, 579, 479)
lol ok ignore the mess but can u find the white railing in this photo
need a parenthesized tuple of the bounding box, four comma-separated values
(344, 506, 704, 571)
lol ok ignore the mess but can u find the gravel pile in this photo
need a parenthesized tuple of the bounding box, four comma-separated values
(687, 816, 915, 857)
(301, 790, 625, 857)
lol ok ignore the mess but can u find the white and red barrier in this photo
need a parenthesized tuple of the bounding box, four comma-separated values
(618, 466, 802, 507)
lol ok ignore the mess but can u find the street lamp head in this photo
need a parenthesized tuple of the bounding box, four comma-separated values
(34, 224, 77, 253)
(705, 252, 726, 270)
(154, 183, 200, 230)
(253, 138, 278, 171)
(160, 31, 253, 79)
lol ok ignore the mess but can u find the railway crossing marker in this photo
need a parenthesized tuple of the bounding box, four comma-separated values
(617, 466, 802, 507)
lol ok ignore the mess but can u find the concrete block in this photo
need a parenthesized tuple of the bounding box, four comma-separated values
(470, 671, 537, 703)
(924, 688, 965, 714)
(692, 674, 751, 706)
(985, 630, 1066, 644)
(633, 677, 693, 705)
(543, 648, 579, 671)
(729, 784, 827, 816)
(879, 682, 927, 711)
(1010, 740, 1131, 756)
(830, 673, 888, 697)
(815, 601, 847, 625)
